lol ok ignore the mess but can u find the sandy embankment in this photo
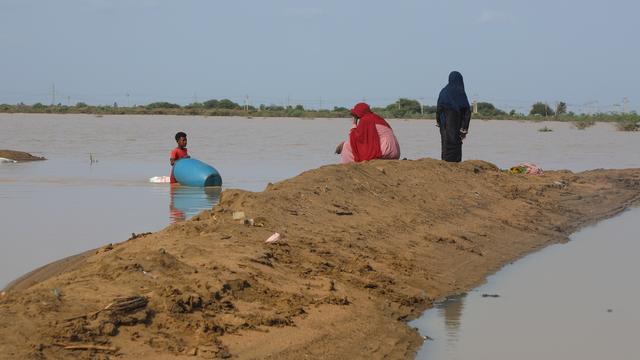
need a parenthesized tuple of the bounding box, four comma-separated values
(1, 159, 639, 359)
(0, 149, 46, 161)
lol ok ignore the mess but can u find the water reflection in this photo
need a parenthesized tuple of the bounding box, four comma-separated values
(437, 293, 466, 350)
(169, 185, 221, 222)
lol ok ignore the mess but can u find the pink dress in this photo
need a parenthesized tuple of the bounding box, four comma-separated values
(341, 124, 400, 163)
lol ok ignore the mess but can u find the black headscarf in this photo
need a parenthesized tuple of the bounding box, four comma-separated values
(437, 71, 470, 112)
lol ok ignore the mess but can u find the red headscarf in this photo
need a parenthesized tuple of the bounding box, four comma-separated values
(349, 102, 391, 162)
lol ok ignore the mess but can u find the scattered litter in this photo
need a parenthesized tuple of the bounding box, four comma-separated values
(265, 232, 281, 244)
(244, 218, 255, 226)
(232, 211, 246, 220)
(607, 308, 613, 313)
(105, 296, 148, 313)
(335, 211, 353, 216)
(509, 163, 544, 175)
(149, 176, 171, 183)
(64, 295, 148, 322)
(128, 232, 151, 240)
(0, 157, 17, 164)
(142, 270, 158, 279)
(552, 180, 568, 189)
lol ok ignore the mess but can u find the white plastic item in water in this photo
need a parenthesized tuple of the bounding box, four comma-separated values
(149, 176, 171, 183)
(0, 157, 17, 164)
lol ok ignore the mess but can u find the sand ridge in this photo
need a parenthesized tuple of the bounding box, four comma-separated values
(1, 158, 640, 359)
(0, 149, 46, 161)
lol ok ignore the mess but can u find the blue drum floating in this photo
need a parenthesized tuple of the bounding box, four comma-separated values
(174, 158, 222, 187)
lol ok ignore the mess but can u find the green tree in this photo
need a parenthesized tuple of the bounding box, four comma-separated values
(75, 102, 88, 108)
(423, 105, 437, 114)
(385, 98, 422, 117)
(217, 99, 240, 109)
(146, 102, 181, 109)
(530, 102, 555, 116)
(556, 101, 567, 115)
(32, 103, 46, 109)
(476, 102, 506, 116)
(203, 99, 219, 109)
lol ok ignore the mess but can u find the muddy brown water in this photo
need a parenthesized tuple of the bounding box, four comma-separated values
(1, 115, 639, 357)
(411, 206, 640, 359)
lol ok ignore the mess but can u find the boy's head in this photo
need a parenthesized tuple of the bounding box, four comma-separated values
(175, 131, 187, 148)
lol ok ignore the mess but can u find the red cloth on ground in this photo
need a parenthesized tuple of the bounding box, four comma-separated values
(170, 147, 189, 183)
(349, 103, 391, 162)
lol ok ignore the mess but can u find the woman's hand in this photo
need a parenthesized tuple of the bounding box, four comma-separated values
(335, 141, 344, 154)
(460, 129, 468, 141)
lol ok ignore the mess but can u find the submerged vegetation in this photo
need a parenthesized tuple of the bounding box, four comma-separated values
(616, 121, 640, 132)
(573, 119, 596, 130)
(1, 99, 638, 129)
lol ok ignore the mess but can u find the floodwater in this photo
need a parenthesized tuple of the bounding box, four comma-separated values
(0, 114, 638, 291)
(411, 206, 640, 360)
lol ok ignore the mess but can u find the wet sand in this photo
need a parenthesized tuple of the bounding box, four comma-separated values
(1, 159, 640, 359)
(0, 149, 46, 161)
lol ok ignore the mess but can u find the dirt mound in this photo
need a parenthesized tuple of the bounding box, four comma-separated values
(1, 158, 640, 359)
(0, 149, 46, 161)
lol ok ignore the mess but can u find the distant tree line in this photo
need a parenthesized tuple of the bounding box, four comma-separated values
(0, 99, 637, 129)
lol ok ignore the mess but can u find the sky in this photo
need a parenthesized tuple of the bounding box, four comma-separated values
(0, 0, 638, 113)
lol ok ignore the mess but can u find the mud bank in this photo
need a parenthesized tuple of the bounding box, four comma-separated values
(1, 159, 639, 359)
(0, 149, 46, 161)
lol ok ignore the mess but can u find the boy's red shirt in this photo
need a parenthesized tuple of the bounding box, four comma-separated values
(170, 147, 189, 183)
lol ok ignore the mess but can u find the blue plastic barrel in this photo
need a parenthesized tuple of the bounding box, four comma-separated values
(174, 158, 222, 187)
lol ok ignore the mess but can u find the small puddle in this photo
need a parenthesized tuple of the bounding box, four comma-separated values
(411, 207, 640, 360)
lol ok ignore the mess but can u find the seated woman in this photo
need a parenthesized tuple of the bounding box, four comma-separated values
(335, 102, 401, 163)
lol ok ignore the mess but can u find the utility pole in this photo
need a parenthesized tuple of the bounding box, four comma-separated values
(51, 83, 56, 105)
(623, 97, 629, 114)
(244, 94, 249, 111)
(126, 93, 130, 107)
(472, 94, 478, 114)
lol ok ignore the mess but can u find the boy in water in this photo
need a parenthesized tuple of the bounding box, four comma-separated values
(170, 131, 190, 184)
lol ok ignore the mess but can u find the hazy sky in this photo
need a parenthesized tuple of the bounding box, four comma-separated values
(1, 0, 638, 113)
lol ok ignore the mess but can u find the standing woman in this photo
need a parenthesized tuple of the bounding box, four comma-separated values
(436, 71, 471, 162)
